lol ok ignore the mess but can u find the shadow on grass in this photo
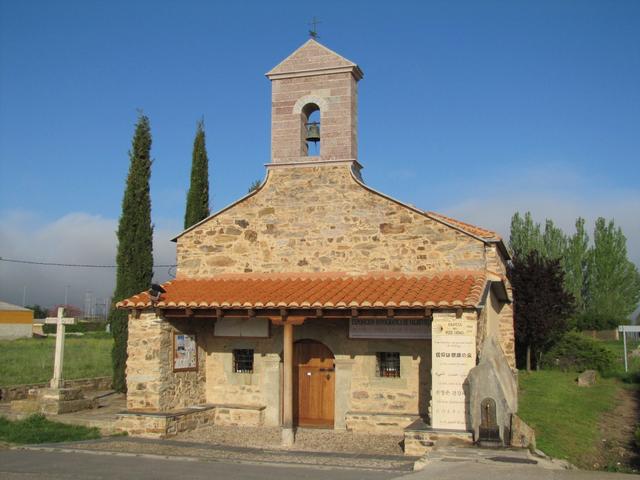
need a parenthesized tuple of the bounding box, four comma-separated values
(0, 414, 101, 444)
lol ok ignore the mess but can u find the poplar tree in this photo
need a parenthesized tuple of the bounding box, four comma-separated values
(184, 119, 210, 229)
(583, 218, 640, 328)
(542, 219, 567, 262)
(509, 212, 542, 259)
(563, 218, 589, 313)
(109, 113, 154, 393)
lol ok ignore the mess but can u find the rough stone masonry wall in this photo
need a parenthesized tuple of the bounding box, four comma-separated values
(202, 318, 430, 429)
(203, 329, 281, 426)
(485, 245, 516, 368)
(177, 165, 486, 277)
(126, 312, 206, 411)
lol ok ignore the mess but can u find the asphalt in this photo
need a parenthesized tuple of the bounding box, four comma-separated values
(2, 436, 638, 480)
(0, 448, 400, 480)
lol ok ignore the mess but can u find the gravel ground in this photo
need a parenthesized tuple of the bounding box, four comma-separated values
(176, 425, 405, 456)
(38, 437, 416, 471)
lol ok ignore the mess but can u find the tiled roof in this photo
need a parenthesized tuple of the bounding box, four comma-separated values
(427, 212, 501, 241)
(117, 271, 487, 310)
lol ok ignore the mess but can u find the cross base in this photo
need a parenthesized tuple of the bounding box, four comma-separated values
(10, 387, 97, 416)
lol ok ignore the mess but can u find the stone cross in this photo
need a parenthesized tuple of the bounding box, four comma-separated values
(44, 307, 76, 389)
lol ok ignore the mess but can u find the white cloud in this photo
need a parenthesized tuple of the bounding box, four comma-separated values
(0, 211, 178, 311)
(433, 164, 640, 266)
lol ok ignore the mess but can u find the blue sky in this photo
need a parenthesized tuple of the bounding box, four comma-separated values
(0, 0, 639, 309)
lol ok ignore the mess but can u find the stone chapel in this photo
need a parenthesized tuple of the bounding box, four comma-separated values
(117, 39, 520, 452)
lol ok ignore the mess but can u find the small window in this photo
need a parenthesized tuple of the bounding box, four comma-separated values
(233, 349, 254, 373)
(377, 352, 400, 378)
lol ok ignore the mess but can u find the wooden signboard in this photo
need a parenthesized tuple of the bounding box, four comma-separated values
(349, 317, 431, 339)
(214, 317, 270, 338)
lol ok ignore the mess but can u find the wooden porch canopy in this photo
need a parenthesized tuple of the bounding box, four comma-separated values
(116, 270, 505, 319)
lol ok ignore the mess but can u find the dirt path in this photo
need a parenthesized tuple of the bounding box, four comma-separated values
(581, 384, 640, 472)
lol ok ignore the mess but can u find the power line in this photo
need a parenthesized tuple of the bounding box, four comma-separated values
(0, 257, 176, 269)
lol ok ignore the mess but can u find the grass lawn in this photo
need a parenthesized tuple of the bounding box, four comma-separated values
(0, 414, 100, 444)
(0, 333, 113, 386)
(518, 370, 620, 466)
(601, 339, 640, 376)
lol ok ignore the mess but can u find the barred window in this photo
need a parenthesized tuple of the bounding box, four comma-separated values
(377, 352, 400, 378)
(233, 349, 254, 373)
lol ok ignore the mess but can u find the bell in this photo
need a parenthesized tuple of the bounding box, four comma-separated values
(306, 122, 320, 143)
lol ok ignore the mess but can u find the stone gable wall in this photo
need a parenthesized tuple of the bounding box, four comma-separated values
(177, 165, 487, 278)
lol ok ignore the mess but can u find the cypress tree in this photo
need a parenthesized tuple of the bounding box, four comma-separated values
(109, 113, 154, 393)
(184, 119, 210, 229)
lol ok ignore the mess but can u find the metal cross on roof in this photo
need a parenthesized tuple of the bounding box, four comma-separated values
(308, 16, 321, 39)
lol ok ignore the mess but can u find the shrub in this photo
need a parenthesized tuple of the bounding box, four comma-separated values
(43, 321, 106, 334)
(541, 331, 615, 373)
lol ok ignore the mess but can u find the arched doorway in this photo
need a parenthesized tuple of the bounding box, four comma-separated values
(293, 339, 335, 427)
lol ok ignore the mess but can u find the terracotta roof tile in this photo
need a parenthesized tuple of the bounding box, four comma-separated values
(117, 271, 488, 310)
(427, 212, 501, 241)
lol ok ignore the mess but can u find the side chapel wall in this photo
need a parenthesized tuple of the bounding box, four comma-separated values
(126, 312, 206, 411)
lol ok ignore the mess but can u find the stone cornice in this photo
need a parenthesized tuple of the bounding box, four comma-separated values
(266, 65, 364, 81)
(265, 159, 363, 170)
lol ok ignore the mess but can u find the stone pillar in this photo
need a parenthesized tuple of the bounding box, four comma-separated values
(282, 322, 294, 445)
(126, 311, 171, 411)
(262, 355, 282, 427)
(334, 357, 355, 430)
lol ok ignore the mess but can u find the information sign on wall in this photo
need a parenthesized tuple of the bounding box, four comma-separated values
(214, 317, 270, 338)
(173, 333, 197, 372)
(349, 317, 431, 339)
(431, 316, 476, 430)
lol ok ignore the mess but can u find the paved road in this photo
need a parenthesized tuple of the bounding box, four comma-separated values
(412, 460, 636, 479)
(0, 449, 404, 480)
(2, 448, 637, 479)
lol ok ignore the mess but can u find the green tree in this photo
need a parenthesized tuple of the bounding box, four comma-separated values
(26, 304, 47, 319)
(248, 179, 261, 193)
(582, 217, 640, 329)
(510, 251, 575, 371)
(563, 218, 589, 313)
(108, 113, 154, 393)
(509, 212, 542, 259)
(184, 119, 210, 229)
(542, 219, 567, 261)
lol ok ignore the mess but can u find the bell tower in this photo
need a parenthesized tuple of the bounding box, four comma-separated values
(266, 39, 363, 165)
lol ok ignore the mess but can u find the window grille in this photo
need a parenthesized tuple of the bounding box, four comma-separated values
(233, 349, 254, 373)
(377, 352, 400, 378)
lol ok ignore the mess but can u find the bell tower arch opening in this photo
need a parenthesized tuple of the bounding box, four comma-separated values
(266, 39, 363, 164)
(302, 103, 320, 157)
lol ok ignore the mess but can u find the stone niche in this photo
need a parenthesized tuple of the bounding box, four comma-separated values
(467, 335, 518, 446)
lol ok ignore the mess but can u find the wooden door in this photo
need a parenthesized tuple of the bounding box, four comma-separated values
(293, 340, 335, 427)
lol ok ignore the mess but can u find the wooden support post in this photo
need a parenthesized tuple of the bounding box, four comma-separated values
(282, 321, 294, 446)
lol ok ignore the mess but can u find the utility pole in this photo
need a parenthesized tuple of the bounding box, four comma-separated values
(64, 284, 70, 306)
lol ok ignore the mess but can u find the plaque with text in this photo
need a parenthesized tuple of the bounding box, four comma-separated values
(431, 317, 476, 430)
(349, 317, 431, 339)
(173, 333, 197, 371)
